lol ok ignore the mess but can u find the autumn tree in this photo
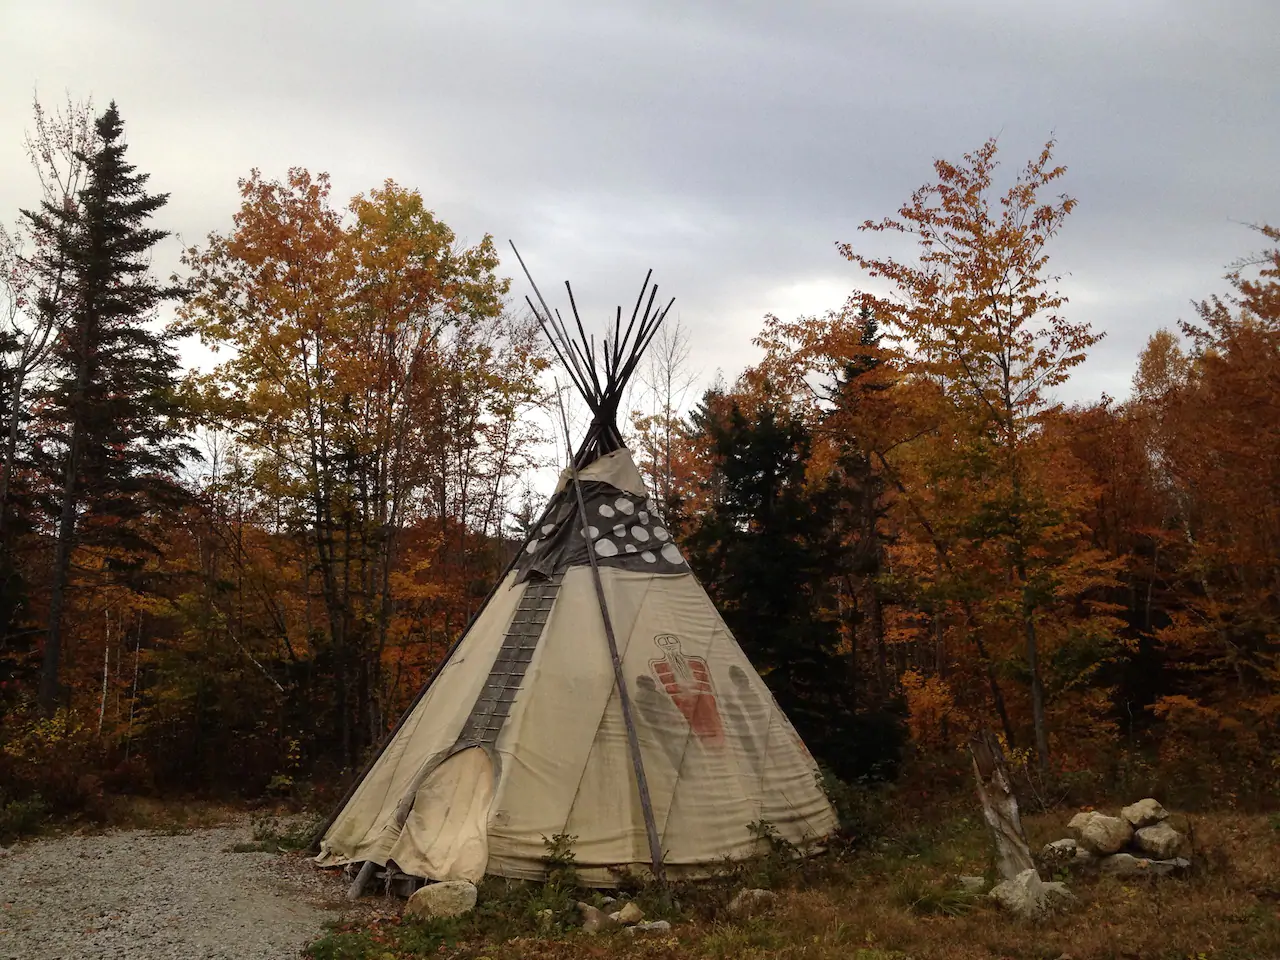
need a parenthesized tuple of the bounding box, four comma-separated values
(0, 99, 98, 688)
(0, 97, 96, 540)
(759, 139, 1120, 776)
(182, 170, 544, 765)
(24, 102, 189, 713)
(1134, 226, 1280, 798)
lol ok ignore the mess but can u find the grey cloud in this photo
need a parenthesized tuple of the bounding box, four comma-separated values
(2, 0, 1277, 408)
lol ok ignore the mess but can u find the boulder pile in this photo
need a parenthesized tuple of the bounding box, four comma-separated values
(1040, 797, 1191, 879)
(577, 898, 672, 937)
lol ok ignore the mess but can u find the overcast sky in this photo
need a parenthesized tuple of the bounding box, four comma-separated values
(3, 0, 1278, 410)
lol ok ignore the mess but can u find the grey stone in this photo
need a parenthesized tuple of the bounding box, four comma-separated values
(625, 919, 673, 938)
(405, 880, 478, 920)
(1067, 811, 1096, 834)
(577, 901, 618, 934)
(1070, 813, 1133, 855)
(617, 901, 645, 925)
(1134, 822, 1184, 859)
(958, 875, 986, 893)
(1121, 798, 1168, 828)
(989, 868, 1077, 920)
(727, 888, 777, 917)
(1098, 853, 1190, 878)
(1073, 846, 1098, 868)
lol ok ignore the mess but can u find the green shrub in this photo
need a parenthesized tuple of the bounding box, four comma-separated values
(818, 768, 894, 847)
(250, 813, 324, 851)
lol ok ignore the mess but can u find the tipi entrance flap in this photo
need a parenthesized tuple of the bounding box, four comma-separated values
(315, 572, 525, 869)
(388, 746, 495, 883)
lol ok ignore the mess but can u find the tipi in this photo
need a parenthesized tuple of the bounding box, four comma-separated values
(313, 254, 837, 889)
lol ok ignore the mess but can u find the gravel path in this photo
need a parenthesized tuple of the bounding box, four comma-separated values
(0, 822, 348, 960)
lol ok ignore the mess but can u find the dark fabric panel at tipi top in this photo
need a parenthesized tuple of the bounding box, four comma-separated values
(516, 480, 689, 582)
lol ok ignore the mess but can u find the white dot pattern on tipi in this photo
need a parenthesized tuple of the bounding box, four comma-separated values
(515, 483, 688, 578)
(582, 494, 685, 568)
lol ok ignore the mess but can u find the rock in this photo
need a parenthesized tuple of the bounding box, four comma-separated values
(1134, 822, 1184, 859)
(1121, 798, 1168, 828)
(958, 876, 986, 893)
(1073, 846, 1098, 869)
(1040, 838, 1078, 868)
(577, 901, 618, 934)
(537, 908, 554, 929)
(617, 901, 645, 925)
(1098, 853, 1190, 878)
(1067, 811, 1096, 835)
(989, 868, 1077, 920)
(0, 846, 10, 858)
(600, 896, 617, 907)
(404, 880, 477, 920)
(727, 888, 777, 917)
(625, 920, 673, 938)
(1070, 813, 1132, 855)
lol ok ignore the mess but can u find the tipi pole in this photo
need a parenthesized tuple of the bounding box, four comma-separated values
(555, 382, 667, 884)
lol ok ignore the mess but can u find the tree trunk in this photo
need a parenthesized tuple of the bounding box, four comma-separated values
(0, 368, 27, 538)
(1023, 605, 1050, 779)
(968, 729, 1034, 881)
(41, 443, 81, 711)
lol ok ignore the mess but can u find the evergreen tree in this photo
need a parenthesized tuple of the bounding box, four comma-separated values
(684, 392, 902, 781)
(23, 103, 190, 712)
(821, 307, 894, 697)
(0, 326, 37, 704)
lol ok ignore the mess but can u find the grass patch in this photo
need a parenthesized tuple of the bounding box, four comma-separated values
(307, 806, 1280, 960)
(308, 917, 456, 960)
(102, 796, 243, 833)
(228, 840, 276, 853)
(892, 874, 981, 917)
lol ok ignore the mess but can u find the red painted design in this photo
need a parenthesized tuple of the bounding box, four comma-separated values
(649, 634, 724, 746)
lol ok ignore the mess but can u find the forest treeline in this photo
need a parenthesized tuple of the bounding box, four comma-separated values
(1, 100, 1276, 822)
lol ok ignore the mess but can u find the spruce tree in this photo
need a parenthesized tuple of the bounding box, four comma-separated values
(684, 394, 903, 781)
(24, 103, 189, 712)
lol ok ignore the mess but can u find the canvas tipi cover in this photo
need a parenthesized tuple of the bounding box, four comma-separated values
(316, 448, 837, 886)
(315, 260, 837, 887)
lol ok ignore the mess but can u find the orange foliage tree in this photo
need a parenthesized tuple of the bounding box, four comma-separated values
(758, 139, 1124, 778)
(179, 170, 546, 768)
(1133, 226, 1280, 800)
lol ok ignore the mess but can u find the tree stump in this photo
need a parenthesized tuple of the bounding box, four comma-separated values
(968, 729, 1034, 881)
